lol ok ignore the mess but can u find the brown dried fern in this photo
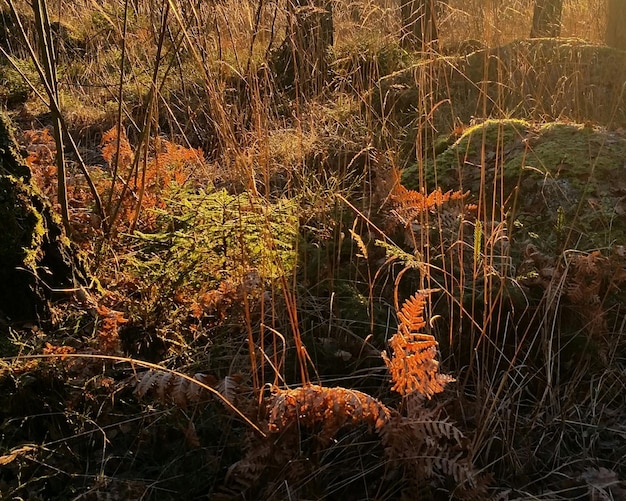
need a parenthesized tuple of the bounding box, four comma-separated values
(519, 246, 626, 337)
(223, 439, 274, 496)
(388, 183, 474, 248)
(133, 371, 242, 409)
(267, 384, 392, 443)
(380, 413, 488, 498)
(389, 184, 470, 225)
(382, 292, 455, 398)
(385, 181, 479, 265)
(221, 291, 485, 498)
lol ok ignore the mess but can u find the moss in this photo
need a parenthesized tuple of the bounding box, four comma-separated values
(0, 113, 91, 326)
(49, 20, 87, 56)
(0, 175, 45, 269)
(0, 176, 50, 324)
(0, 115, 48, 269)
(0, 111, 30, 179)
(402, 119, 532, 191)
(0, 6, 87, 59)
(331, 36, 413, 91)
(403, 118, 626, 253)
(442, 38, 486, 56)
(0, 59, 35, 106)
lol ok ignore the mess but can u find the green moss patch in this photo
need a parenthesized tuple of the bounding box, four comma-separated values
(403, 118, 626, 252)
(0, 114, 90, 328)
(0, 175, 46, 269)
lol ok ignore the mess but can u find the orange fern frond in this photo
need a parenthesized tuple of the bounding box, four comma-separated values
(397, 293, 428, 334)
(95, 305, 127, 354)
(390, 184, 470, 225)
(382, 292, 454, 398)
(267, 384, 392, 443)
(100, 126, 133, 170)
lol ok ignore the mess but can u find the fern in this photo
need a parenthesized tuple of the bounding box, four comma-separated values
(133, 370, 241, 409)
(222, 428, 301, 499)
(120, 188, 299, 350)
(267, 384, 392, 443)
(389, 183, 470, 226)
(387, 183, 473, 252)
(222, 290, 486, 498)
(99, 127, 203, 233)
(519, 246, 626, 338)
(382, 292, 455, 398)
(375, 239, 424, 269)
(380, 413, 488, 499)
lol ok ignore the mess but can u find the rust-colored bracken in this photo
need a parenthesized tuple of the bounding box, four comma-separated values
(382, 292, 455, 398)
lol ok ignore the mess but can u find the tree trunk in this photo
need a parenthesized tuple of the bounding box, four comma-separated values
(0, 113, 91, 331)
(400, 0, 439, 51)
(530, 0, 563, 38)
(607, 0, 626, 50)
(271, 0, 334, 96)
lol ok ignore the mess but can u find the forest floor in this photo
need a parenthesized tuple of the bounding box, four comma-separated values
(1, 1, 625, 500)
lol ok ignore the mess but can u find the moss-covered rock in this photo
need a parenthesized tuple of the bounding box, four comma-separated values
(0, 113, 89, 330)
(403, 118, 626, 253)
(331, 37, 414, 92)
(0, 8, 86, 60)
(399, 118, 626, 357)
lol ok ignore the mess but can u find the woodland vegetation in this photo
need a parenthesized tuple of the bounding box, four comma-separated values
(0, 0, 625, 499)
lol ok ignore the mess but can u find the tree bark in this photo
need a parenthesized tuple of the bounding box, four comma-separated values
(271, 0, 333, 96)
(400, 0, 439, 51)
(530, 0, 563, 38)
(606, 0, 626, 50)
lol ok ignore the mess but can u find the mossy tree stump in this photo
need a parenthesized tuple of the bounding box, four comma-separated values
(0, 113, 89, 331)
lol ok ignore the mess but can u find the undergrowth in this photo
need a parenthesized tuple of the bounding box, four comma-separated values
(1, 0, 625, 500)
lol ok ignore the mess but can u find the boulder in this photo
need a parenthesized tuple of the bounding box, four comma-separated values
(402, 118, 626, 340)
(404, 119, 626, 251)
